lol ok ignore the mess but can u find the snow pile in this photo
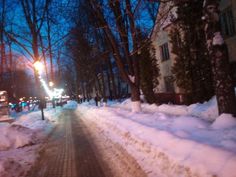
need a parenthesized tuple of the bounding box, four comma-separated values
(188, 96, 218, 121)
(0, 158, 23, 177)
(0, 124, 37, 151)
(11, 109, 60, 138)
(0, 107, 62, 177)
(117, 98, 189, 115)
(157, 104, 189, 115)
(63, 100, 78, 109)
(211, 113, 236, 130)
(213, 32, 224, 45)
(117, 96, 219, 121)
(0, 108, 61, 150)
(0, 145, 39, 177)
(77, 98, 236, 177)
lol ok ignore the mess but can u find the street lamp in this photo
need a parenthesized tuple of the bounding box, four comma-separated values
(33, 61, 44, 75)
(49, 81, 54, 87)
(33, 60, 45, 120)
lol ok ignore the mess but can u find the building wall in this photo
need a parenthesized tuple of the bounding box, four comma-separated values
(153, 28, 182, 93)
(152, 1, 236, 96)
(220, 0, 236, 63)
(151, 2, 181, 94)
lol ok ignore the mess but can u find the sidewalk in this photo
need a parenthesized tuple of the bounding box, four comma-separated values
(26, 110, 106, 177)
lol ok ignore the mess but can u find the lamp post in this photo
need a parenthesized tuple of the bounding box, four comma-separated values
(49, 81, 56, 108)
(33, 61, 45, 120)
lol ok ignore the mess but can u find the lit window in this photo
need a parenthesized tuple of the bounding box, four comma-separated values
(160, 43, 170, 61)
(220, 8, 235, 37)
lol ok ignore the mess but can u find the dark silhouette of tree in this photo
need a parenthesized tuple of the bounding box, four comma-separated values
(203, 0, 236, 115)
(87, 0, 159, 111)
(139, 37, 160, 104)
(170, 0, 214, 104)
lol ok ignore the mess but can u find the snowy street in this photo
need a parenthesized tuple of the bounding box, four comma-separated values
(27, 109, 107, 177)
(0, 102, 147, 177)
(76, 99, 236, 177)
(26, 106, 148, 177)
(1, 99, 236, 177)
(1, 1, 236, 176)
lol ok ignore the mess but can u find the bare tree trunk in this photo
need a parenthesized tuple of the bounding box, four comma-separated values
(0, 0, 6, 85)
(125, 0, 141, 104)
(203, 0, 236, 116)
(20, 0, 51, 84)
(46, 10, 54, 82)
(106, 69, 112, 99)
(95, 74, 102, 97)
(39, 33, 49, 82)
(8, 42, 14, 95)
(8, 43, 12, 74)
(130, 84, 141, 112)
(0, 42, 5, 84)
(100, 65, 107, 99)
(107, 55, 117, 99)
(109, 1, 134, 75)
(56, 50, 61, 84)
(82, 82, 86, 101)
(86, 84, 91, 100)
(80, 82, 85, 102)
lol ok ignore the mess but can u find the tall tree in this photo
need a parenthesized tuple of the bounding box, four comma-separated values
(139, 37, 160, 104)
(171, 0, 214, 104)
(67, 23, 99, 99)
(88, 0, 158, 112)
(19, 0, 51, 79)
(46, 8, 54, 82)
(0, 0, 6, 85)
(203, 0, 236, 115)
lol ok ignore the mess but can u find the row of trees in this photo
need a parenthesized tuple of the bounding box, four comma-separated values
(170, 0, 214, 104)
(1, 0, 235, 115)
(66, 0, 160, 111)
(68, 0, 236, 115)
(169, 0, 236, 115)
(0, 0, 76, 99)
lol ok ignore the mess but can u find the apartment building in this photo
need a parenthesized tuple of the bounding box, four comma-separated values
(151, 2, 184, 103)
(151, 1, 236, 104)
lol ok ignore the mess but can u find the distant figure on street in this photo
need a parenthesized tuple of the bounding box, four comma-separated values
(52, 97, 56, 108)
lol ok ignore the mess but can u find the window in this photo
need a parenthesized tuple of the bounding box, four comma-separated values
(164, 76, 174, 93)
(160, 43, 170, 61)
(220, 8, 235, 37)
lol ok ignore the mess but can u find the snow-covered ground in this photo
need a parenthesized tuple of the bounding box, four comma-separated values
(0, 107, 62, 177)
(76, 97, 236, 177)
(1, 98, 236, 177)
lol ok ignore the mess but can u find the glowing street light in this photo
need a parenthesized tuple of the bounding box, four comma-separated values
(33, 60, 45, 120)
(49, 81, 54, 87)
(33, 61, 44, 75)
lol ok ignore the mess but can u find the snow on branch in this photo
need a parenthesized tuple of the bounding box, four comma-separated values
(212, 32, 224, 46)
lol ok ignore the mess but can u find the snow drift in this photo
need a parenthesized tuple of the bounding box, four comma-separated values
(0, 107, 62, 177)
(0, 124, 38, 151)
(76, 97, 236, 177)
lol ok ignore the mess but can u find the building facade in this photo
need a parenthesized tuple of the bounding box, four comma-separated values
(151, 1, 236, 104)
(151, 2, 184, 104)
